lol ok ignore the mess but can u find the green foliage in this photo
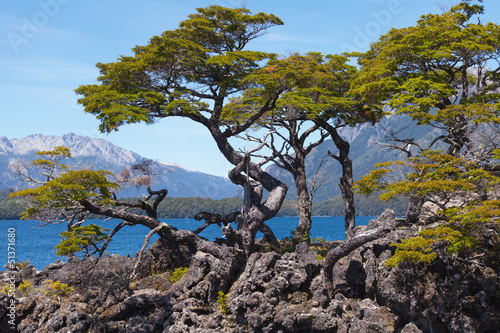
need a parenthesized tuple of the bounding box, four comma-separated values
(0, 188, 25, 220)
(353, 161, 406, 197)
(43, 280, 74, 298)
(224, 52, 384, 128)
(278, 228, 311, 254)
(387, 226, 469, 267)
(217, 291, 229, 315)
(0, 283, 12, 295)
(362, 151, 500, 267)
(76, 6, 283, 133)
(8, 146, 123, 232)
(170, 267, 189, 284)
(10, 168, 121, 220)
(18, 280, 31, 296)
(311, 237, 325, 243)
(355, 151, 499, 204)
(55, 224, 110, 258)
(386, 236, 438, 268)
(353, 3, 500, 112)
(351, 3, 500, 160)
(15, 260, 30, 270)
(32, 146, 71, 177)
(150, 260, 158, 276)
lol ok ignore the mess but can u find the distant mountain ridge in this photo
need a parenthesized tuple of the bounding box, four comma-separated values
(266, 112, 444, 202)
(0, 133, 239, 199)
(1, 113, 441, 204)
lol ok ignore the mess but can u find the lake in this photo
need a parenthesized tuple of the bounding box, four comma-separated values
(0, 216, 375, 270)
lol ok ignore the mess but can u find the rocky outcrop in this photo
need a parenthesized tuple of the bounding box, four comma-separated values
(2, 210, 499, 332)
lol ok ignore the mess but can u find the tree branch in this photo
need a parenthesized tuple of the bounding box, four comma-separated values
(323, 227, 391, 294)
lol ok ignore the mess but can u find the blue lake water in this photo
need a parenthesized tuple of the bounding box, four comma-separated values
(0, 216, 374, 270)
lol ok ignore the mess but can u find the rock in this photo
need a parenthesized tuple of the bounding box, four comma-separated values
(348, 298, 399, 332)
(44, 259, 66, 270)
(9, 209, 500, 332)
(366, 208, 397, 231)
(401, 322, 424, 333)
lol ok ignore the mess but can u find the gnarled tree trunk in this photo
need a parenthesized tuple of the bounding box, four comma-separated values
(318, 119, 356, 241)
(293, 161, 313, 242)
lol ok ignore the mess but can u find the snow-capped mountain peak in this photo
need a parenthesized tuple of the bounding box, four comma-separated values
(0, 133, 238, 199)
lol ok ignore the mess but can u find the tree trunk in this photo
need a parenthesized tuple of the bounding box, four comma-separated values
(323, 227, 390, 294)
(293, 163, 312, 242)
(405, 193, 425, 224)
(339, 157, 356, 240)
(319, 119, 356, 241)
(218, 141, 286, 257)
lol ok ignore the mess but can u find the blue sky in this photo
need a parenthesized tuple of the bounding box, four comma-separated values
(2, 0, 499, 177)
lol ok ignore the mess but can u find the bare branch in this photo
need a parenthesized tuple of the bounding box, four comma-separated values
(131, 222, 172, 278)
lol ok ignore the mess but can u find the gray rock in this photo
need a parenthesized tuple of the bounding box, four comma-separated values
(10, 210, 500, 333)
(401, 322, 424, 333)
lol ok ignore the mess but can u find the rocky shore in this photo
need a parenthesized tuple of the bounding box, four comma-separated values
(1, 210, 499, 332)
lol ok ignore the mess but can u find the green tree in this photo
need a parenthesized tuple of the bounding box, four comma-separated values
(227, 52, 383, 241)
(351, 1, 500, 222)
(355, 150, 500, 266)
(75, 6, 286, 257)
(9, 147, 183, 258)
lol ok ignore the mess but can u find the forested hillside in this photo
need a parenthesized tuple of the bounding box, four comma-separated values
(0, 188, 24, 220)
(0, 191, 406, 220)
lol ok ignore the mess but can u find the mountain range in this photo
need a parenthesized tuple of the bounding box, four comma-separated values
(266, 112, 443, 202)
(1, 112, 439, 203)
(0, 133, 239, 199)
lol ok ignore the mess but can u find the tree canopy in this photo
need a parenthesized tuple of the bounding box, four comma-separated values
(76, 6, 283, 134)
(353, 0, 500, 266)
(351, 1, 500, 158)
(76, 5, 289, 257)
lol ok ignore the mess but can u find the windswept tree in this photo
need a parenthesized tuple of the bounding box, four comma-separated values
(227, 53, 331, 242)
(9, 147, 171, 259)
(355, 150, 500, 267)
(228, 52, 384, 240)
(351, 0, 500, 222)
(75, 6, 287, 257)
(350, 1, 500, 270)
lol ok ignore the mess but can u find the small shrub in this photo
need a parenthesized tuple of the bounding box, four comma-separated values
(170, 267, 188, 284)
(217, 291, 229, 315)
(278, 228, 312, 254)
(151, 260, 157, 275)
(0, 283, 11, 295)
(311, 237, 325, 244)
(385, 226, 465, 268)
(316, 254, 325, 262)
(55, 224, 109, 258)
(18, 280, 31, 296)
(43, 280, 74, 298)
(15, 260, 30, 270)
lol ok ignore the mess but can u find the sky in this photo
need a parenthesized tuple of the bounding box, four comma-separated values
(2, 0, 500, 177)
